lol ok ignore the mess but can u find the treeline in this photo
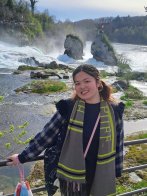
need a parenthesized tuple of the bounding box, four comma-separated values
(0, 0, 88, 47)
(0, 0, 147, 46)
(72, 16, 147, 45)
(0, 0, 55, 41)
(104, 16, 147, 45)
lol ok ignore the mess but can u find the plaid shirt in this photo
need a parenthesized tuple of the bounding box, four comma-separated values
(18, 101, 124, 177)
(115, 107, 124, 177)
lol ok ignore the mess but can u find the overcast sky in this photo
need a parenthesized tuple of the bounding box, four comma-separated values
(36, 0, 147, 21)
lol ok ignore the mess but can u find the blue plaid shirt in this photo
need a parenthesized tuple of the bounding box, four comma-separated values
(18, 100, 124, 177)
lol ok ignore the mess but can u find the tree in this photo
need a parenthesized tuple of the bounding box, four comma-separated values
(30, 0, 37, 14)
(6, 0, 14, 9)
(0, 0, 6, 6)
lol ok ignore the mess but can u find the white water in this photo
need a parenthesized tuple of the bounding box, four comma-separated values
(112, 43, 147, 72)
(0, 41, 58, 70)
(0, 41, 147, 72)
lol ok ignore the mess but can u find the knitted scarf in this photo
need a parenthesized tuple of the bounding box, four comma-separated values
(57, 99, 116, 196)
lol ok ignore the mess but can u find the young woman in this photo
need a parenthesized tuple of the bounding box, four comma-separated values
(8, 64, 125, 196)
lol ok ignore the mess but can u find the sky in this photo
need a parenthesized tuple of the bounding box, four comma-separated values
(36, 0, 147, 22)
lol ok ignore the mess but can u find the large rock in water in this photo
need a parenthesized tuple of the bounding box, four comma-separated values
(64, 34, 83, 60)
(91, 35, 117, 65)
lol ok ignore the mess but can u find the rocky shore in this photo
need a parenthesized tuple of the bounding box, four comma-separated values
(124, 100, 147, 120)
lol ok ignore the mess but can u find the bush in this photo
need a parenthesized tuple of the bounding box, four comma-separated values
(124, 86, 144, 100)
(143, 100, 147, 106)
(102, 34, 114, 52)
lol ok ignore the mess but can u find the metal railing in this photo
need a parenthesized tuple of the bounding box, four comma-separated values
(0, 138, 147, 196)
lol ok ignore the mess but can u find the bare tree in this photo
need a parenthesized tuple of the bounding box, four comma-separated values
(30, 0, 38, 14)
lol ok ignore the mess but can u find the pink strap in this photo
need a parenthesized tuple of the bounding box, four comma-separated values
(17, 164, 25, 182)
(84, 114, 100, 158)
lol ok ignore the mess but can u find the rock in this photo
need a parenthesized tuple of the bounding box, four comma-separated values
(13, 70, 22, 74)
(58, 64, 74, 71)
(112, 80, 128, 90)
(63, 75, 69, 79)
(18, 57, 40, 66)
(30, 71, 62, 79)
(30, 71, 49, 79)
(45, 61, 59, 69)
(136, 170, 147, 180)
(129, 172, 142, 183)
(64, 34, 83, 60)
(91, 35, 117, 65)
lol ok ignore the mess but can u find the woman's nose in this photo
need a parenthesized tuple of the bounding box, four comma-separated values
(79, 82, 85, 89)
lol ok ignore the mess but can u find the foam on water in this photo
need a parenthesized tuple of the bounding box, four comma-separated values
(0, 40, 146, 72)
(0, 41, 56, 69)
(113, 43, 147, 72)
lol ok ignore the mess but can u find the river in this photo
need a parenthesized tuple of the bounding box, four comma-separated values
(0, 41, 147, 194)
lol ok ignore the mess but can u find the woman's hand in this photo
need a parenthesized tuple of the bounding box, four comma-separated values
(7, 154, 20, 166)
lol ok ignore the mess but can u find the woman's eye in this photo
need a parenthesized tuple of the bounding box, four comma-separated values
(85, 80, 90, 83)
(75, 83, 80, 86)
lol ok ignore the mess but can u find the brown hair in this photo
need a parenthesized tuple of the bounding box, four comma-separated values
(72, 64, 115, 102)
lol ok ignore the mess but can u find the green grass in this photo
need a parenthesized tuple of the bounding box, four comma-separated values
(125, 100, 134, 108)
(15, 80, 68, 94)
(0, 96, 4, 102)
(117, 180, 147, 195)
(125, 131, 147, 140)
(18, 65, 42, 71)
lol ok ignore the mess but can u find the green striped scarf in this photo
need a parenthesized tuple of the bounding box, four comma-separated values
(57, 99, 116, 196)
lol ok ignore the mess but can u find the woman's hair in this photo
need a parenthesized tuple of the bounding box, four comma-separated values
(72, 64, 115, 102)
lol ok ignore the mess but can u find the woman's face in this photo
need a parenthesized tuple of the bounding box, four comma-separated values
(73, 71, 100, 104)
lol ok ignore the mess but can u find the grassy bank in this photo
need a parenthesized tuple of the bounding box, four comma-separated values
(15, 80, 68, 94)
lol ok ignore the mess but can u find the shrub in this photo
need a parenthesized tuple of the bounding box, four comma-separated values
(102, 34, 114, 52)
(124, 86, 144, 100)
(143, 100, 147, 106)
